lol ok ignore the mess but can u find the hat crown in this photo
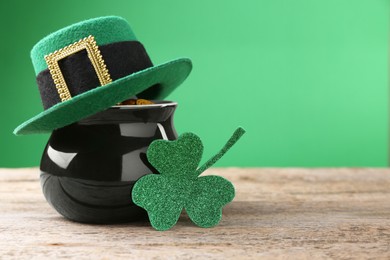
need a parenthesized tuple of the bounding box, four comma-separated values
(31, 16, 137, 75)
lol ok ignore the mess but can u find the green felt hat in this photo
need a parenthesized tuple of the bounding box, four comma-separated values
(14, 16, 192, 135)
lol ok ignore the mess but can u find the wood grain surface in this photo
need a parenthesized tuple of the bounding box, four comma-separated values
(0, 168, 389, 259)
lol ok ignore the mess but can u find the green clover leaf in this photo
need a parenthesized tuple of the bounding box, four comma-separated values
(132, 127, 245, 231)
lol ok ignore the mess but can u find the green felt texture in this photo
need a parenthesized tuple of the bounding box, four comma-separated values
(31, 16, 136, 75)
(132, 127, 245, 231)
(14, 58, 192, 135)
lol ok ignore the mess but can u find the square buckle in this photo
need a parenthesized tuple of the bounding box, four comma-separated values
(44, 35, 112, 102)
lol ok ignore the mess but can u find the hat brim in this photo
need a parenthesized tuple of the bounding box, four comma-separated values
(14, 58, 192, 135)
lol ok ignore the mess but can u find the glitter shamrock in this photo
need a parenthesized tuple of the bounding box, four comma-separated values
(132, 127, 245, 231)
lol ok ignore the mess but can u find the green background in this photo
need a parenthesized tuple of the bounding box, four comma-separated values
(0, 0, 388, 167)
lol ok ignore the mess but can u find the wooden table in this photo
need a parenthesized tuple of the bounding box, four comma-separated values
(1, 168, 389, 259)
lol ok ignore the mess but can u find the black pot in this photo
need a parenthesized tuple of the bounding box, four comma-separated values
(40, 101, 177, 224)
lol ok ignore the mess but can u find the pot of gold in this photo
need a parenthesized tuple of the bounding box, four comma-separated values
(40, 100, 178, 223)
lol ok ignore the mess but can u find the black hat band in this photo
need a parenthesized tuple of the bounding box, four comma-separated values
(37, 41, 153, 109)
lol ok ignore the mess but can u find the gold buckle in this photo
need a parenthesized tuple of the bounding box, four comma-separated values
(44, 35, 112, 102)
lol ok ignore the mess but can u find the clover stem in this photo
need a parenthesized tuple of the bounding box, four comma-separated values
(195, 127, 246, 175)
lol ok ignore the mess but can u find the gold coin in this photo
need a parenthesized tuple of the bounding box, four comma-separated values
(120, 99, 137, 105)
(136, 99, 154, 105)
(120, 99, 154, 105)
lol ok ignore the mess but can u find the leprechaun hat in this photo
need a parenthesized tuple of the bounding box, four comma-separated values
(14, 16, 192, 135)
